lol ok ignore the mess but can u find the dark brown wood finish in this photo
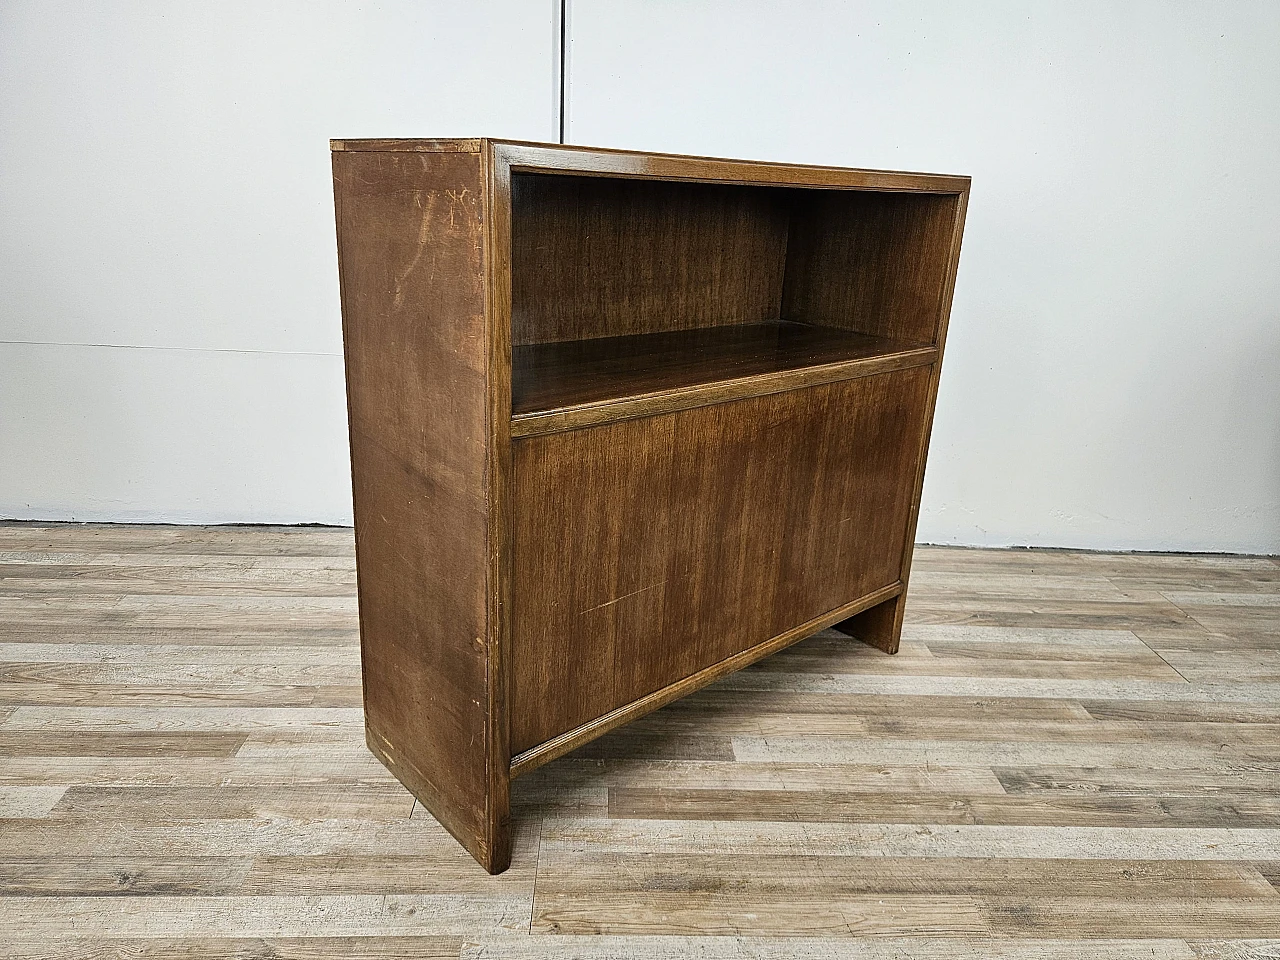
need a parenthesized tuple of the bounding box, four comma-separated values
(332, 138, 969, 872)
(479, 141, 515, 876)
(512, 175, 790, 345)
(832, 592, 903, 654)
(332, 145, 508, 872)
(509, 580, 905, 777)
(782, 190, 961, 344)
(509, 368, 933, 754)
(495, 140, 969, 193)
(836, 187, 972, 654)
(511, 321, 934, 436)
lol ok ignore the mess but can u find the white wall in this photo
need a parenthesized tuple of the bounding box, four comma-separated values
(567, 0, 1280, 553)
(3, 2, 1279, 552)
(0, 1, 555, 523)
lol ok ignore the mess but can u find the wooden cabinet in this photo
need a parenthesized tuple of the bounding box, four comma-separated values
(331, 139, 969, 872)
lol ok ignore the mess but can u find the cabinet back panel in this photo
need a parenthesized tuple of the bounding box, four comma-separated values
(511, 174, 790, 345)
(509, 367, 932, 753)
(782, 191, 960, 345)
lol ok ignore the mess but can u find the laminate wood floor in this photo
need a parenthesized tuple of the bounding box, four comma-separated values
(1, 522, 1279, 958)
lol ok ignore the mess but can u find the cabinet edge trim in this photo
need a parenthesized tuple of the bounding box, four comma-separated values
(511, 348, 937, 438)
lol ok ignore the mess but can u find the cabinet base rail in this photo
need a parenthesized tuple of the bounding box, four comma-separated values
(510, 580, 905, 779)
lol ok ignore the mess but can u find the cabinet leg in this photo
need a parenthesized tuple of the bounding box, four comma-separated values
(832, 594, 905, 654)
(482, 775, 513, 875)
(366, 724, 512, 874)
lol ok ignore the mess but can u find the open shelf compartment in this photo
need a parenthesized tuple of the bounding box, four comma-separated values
(511, 320, 935, 437)
(508, 171, 960, 434)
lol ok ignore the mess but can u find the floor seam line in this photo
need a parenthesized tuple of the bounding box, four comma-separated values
(528, 815, 545, 934)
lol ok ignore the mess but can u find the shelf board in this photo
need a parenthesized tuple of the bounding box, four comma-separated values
(510, 320, 936, 438)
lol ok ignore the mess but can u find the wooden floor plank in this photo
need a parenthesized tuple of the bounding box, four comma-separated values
(0, 754, 395, 788)
(0, 731, 248, 758)
(0, 625, 360, 647)
(640, 712, 1280, 746)
(1080, 699, 1280, 723)
(0, 522, 356, 556)
(995, 766, 1280, 797)
(0, 856, 251, 897)
(539, 818, 1280, 860)
(0, 643, 359, 666)
(716, 668, 1280, 705)
(0, 816, 544, 861)
(529, 890, 1280, 937)
(0, 566, 357, 598)
(0, 680, 363, 709)
(0, 893, 530, 937)
(2, 705, 364, 732)
(537, 852, 1274, 898)
(1147, 649, 1280, 684)
(240, 853, 537, 896)
(460, 936, 1199, 959)
(0, 937, 461, 960)
(0, 785, 66, 818)
(47, 784, 416, 822)
(607, 787, 1280, 828)
(517, 759, 1008, 795)
(729, 735, 1280, 769)
(639, 689, 1099, 720)
(753, 649, 1187, 681)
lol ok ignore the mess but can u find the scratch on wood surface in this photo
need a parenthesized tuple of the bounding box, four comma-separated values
(392, 190, 438, 310)
(445, 188, 471, 228)
(578, 579, 669, 616)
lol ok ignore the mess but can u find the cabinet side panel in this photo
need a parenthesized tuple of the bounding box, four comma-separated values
(782, 191, 959, 345)
(333, 150, 497, 864)
(510, 368, 931, 752)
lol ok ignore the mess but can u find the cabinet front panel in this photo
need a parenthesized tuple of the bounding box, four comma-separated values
(510, 367, 932, 753)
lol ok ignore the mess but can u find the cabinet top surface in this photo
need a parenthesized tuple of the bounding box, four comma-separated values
(330, 138, 969, 192)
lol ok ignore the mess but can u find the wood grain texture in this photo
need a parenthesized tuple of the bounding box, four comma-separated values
(494, 140, 970, 193)
(509, 369, 932, 753)
(782, 189, 961, 344)
(1, 936, 462, 959)
(511, 174, 789, 345)
(882, 185, 969, 667)
(332, 147, 509, 872)
(511, 321, 934, 436)
(334, 140, 970, 872)
(509, 583, 904, 779)
(2, 523, 1280, 954)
